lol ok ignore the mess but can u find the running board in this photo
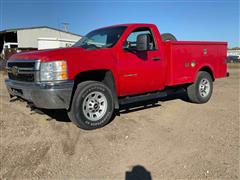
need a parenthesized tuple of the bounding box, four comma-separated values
(119, 91, 167, 105)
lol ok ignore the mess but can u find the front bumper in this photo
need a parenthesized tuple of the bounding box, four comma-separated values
(5, 79, 74, 109)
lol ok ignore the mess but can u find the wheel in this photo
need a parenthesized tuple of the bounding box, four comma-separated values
(161, 33, 177, 42)
(68, 81, 114, 130)
(187, 71, 213, 103)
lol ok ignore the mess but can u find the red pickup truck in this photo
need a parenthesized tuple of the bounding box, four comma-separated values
(5, 23, 227, 130)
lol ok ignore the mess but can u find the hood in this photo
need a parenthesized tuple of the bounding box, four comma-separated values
(8, 46, 116, 81)
(9, 47, 86, 62)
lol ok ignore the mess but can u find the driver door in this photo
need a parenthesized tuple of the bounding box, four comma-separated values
(118, 27, 165, 96)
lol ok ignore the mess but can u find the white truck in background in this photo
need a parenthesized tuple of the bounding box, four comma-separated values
(0, 42, 19, 60)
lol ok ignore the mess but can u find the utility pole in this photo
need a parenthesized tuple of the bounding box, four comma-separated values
(62, 22, 69, 32)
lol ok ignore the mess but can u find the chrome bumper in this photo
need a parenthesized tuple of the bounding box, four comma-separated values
(5, 79, 74, 109)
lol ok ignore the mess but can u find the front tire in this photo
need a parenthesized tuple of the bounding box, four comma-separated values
(187, 71, 213, 103)
(68, 81, 114, 130)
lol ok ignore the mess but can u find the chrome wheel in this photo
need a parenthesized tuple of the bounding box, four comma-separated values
(82, 91, 108, 121)
(199, 78, 210, 97)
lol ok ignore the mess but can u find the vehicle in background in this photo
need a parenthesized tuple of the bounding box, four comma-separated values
(227, 55, 240, 63)
(5, 23, 228, 130)
(0, 42, 19, 60)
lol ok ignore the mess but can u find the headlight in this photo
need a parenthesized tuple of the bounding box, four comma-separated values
(40, 60, 68, 81)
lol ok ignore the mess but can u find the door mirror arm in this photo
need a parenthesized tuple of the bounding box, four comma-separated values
(123, 42, 137, 53)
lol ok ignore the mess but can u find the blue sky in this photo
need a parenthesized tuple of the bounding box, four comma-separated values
(0, 0, 239, 47)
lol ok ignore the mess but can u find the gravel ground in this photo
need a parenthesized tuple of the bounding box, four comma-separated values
(0, 64, 239, 179)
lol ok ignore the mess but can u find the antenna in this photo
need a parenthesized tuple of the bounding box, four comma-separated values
(62, 22, 69, 32)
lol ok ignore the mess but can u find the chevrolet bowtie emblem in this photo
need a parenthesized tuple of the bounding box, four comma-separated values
(11, 66, 19, 76)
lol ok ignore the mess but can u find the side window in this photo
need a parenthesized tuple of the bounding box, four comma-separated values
(125, 28, 156, 50)
(10, 45, 18, 49)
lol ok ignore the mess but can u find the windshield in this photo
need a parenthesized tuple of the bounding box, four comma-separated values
(73, 26, 126, 49)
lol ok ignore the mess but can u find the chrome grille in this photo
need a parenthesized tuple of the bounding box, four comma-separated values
(7, 60, 40, 82)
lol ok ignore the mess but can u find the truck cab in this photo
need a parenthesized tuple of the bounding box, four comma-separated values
(5, 23, 227, 130)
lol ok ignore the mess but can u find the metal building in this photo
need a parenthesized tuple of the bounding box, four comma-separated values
(0, 26, 82, 59)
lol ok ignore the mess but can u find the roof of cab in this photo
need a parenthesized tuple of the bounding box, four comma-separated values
(94, 23, 156, 30)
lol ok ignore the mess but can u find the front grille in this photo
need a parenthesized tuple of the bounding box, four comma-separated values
(7, 62, 35, 68)
(7, 60, 39, 82)
(8, 73, 35, 82)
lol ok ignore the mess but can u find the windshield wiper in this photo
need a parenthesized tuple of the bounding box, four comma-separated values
(81, 43, 100, 49)
(72, 36, 90, 47)
(101, 43, 113, 48)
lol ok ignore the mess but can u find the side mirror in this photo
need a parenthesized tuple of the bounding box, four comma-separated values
(136, 34, 150, 51)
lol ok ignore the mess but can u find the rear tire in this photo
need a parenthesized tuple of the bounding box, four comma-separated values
(161, 33, 177, 42)
(68, 81, 114, 130)
(187, 71, 213, 103)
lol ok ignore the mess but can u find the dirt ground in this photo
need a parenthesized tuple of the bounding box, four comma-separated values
(0, 64, 239, 179)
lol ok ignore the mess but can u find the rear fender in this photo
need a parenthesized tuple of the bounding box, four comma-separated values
(194, 64, 215, 82)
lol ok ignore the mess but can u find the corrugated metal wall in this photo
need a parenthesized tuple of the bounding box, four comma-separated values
(17, 28, 81, 48)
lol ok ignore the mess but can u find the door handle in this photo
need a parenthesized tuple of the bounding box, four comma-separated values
(152, 57, 160, 61)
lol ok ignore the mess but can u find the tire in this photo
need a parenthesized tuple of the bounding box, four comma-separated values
(187, 71, 213, 104)
(68, 81, 114, 130)
(161, 33, 177, 42)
